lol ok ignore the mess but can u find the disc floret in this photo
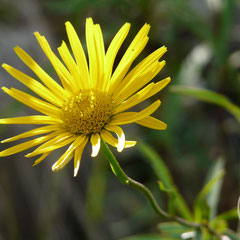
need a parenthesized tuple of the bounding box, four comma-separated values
(62, 89, 114, 135)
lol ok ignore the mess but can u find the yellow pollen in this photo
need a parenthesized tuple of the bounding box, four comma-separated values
(62, 89, 114, 135)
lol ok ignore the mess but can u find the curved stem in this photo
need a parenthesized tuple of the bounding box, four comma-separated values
(100, 139, 221, 239)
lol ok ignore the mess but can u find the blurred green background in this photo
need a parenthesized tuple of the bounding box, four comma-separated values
(0, 0, 239, 239)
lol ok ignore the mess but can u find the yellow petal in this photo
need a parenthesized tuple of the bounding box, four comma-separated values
(65, 21, 90, 89)
(100, 130, 136, 148)
(94, 24, 105, 91)
(111, 100, 161, 125)
(136, 116, 167, 130)
(2, 64, 63, 107)
(1, 125, 59, 143)
(114, 77, 171, 114)
(108, 24, 150, 93)
(90, 133, 101, 157)
(104, 23, 130, 86)
(52, 135, 88, 172)
(115, 60, 166, 104)
(125, 141, 137, 148)
(74, 149, 82, 177)
(32, 151, 52, 166)
(113, 83, 154, 114)
(86, 18, 98, 89)
(142, 77, 171, 100)
(74, 137, 88, 177)
(85, 18, 105, 91)
(0, 135, 54, 157)
(26, 132, 75, 157)
(0, 116, 62, 125)
(115, 46, 167, 95)
(14, 46, 67, 100)
(34, 32, 74, 93)
(2, 87, 61, 118)
(101, 130, 117, 147)
(52, 150, 74, 172)
(57, 41, 82, 91)
(105, 124, 125, 152)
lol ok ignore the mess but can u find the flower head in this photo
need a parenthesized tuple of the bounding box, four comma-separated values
(0, 18, 170, 176)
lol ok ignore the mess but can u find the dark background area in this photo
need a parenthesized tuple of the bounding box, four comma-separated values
(0, 0, 239, 239)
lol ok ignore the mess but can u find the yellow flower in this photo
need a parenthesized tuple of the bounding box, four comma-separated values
(0, 18, 170, 176)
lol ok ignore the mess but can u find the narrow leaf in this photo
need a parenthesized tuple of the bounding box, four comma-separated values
(194, 170, 225, 221)
(158, 222, 193, 238)
(171, 86, 240, 124)
(212, 208, 238, 223)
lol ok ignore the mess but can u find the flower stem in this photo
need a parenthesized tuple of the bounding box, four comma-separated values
(100, 139, 221, 239)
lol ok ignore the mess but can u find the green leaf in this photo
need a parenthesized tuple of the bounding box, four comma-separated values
(205, 157, 225, 220)
(171, 86, 240, 124)
(212, 208, 238, 222)
(195, 170, 225, 201)
(210, 208, 238, 233)
(195, 198, 211, 224)
(137, 141, 193, 220)
(157, 222, 193, 238)
(194, 170, 225, 221)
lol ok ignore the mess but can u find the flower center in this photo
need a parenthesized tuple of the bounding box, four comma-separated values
(62, 89, 114, 135)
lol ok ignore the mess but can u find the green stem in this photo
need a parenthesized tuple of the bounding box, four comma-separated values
(100, 139, 222, 239)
